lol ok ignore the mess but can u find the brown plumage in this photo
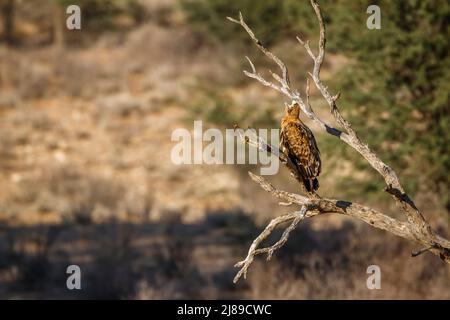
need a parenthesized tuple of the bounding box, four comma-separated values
(280, 102, 321, 192)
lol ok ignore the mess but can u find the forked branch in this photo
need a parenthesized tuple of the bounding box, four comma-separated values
(228, 0, 450, 283)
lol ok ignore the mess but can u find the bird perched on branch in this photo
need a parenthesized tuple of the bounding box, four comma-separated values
(280, 102, 321, 192)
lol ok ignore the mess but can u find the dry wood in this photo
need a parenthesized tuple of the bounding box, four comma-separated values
(228, 0, 450, 283)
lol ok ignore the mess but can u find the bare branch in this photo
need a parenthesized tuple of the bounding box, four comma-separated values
(233, 171, 450, 283)
(248, 173, 450, 264)
(232, 122, 450, 281)
(227, 12, 291, 97)
(227, 12, 290, 86)
(303, 0, 433, 239)
(310, 0, 326, 73)
(227, 10, 347, 142)
(233, 206, 311, 283)
(296, 36, 315, 61)
(265, 206, 307, 260)
(233, 211, 296, 283)
(242, 56, 290, 97)
(229, 0, 450, 283)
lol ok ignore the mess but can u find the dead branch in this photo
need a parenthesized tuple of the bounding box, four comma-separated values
(234, 125, 311, 196)
(233, 207, 310, 283)
(228, 0, 450, 283)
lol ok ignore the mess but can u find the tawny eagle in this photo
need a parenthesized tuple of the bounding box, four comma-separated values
(280, 102, 321, 192)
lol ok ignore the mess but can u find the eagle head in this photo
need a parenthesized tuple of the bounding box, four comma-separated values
(284, 102, 300, 120)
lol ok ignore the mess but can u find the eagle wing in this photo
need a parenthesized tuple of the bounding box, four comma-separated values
(280, 121, 321, 184)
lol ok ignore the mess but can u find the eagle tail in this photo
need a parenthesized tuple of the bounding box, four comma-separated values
(303, 177, 319, 192)
(312, 178, 319, 191)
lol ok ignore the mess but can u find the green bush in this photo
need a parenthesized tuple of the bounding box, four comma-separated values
(330, 0, 450, 210)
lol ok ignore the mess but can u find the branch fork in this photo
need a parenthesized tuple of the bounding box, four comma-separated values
(228, 0, 450, 283)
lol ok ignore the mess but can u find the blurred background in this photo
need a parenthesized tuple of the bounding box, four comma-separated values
(0, 0, 448, 299)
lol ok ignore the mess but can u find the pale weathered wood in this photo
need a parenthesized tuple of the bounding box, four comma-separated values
(228, 0, 450, 283)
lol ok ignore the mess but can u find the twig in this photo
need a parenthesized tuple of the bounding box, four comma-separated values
(227, 12, 291, 89)
(233, 205, 312, 283)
